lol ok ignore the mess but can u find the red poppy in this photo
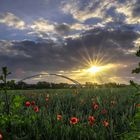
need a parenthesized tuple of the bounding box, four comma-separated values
(100, 109, 108, 114)
(0, 132, 3, 140)
(70, 117, 79, 124)
(57, 115, 62, 121)
(34, 106, 39, 112)
(46, 98, 49, 102)
(88, 116, 95, 126)
(88, 116, 95, 122)
(136, 104, 140, 107)
(25, 101, 30, 107)
(92, 103, 99, 110)
(102, 120, 109, 127)
(31, 101, 35, 106)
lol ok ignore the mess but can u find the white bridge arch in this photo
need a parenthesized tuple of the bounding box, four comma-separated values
(17, 73, 81, 87)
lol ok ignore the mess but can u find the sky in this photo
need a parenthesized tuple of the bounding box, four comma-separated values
(0, 0, 140, 84)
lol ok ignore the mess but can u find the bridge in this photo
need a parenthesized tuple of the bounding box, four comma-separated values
(17, 73, 81, 87)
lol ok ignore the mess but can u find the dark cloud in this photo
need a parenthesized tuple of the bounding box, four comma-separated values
(0, 0, 140, 83)
(55, 23, 70, 35)
(132, 0, 140, 17)
(0, 27, 139, 80)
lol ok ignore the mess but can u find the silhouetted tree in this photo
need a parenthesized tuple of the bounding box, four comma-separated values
(130, 47, 140, 92)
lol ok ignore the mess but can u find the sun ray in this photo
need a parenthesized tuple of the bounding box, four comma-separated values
(68, 46, 122, 84)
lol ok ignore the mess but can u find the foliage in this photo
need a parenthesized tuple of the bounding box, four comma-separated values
(0, 88, 139, 140)
(131, 47, 140, 76)
(0, 67, 12, 114)
(122, 47, 140, 140)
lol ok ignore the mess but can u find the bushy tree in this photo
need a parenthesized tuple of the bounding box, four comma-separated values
(130, 47, 140, 95)
(130, 47, 140, 90)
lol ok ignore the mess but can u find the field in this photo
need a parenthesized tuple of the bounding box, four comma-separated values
(0, 87, 140, 140)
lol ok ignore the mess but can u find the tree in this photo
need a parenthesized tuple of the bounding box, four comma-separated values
(16, 81, 27, 89)
(130, 47, 140, 92)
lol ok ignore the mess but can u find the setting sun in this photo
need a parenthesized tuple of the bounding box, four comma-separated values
(84, 64, 116, 75)
(86, 66, 102, 74)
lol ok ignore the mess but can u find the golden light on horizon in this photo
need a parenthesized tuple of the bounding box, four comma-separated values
(70, 47, 121, 83)
(30, 48, 127, 84)
(71, 62, 120, 84)
(82, 63, 116, 76)
(85, 65, 105, 74)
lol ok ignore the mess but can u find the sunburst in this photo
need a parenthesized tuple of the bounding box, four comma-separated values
(70, 47, 119, 83)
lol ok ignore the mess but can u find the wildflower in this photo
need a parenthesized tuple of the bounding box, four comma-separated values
(0, 132, 3, 140)
(88, 116, 95, 126)
(25, 101, 30, 107)
(102, 120, 109, 127)
(92, 103, 99, 110)
(31, 101, 35, 106)
(46, 98, 49, 102)
(136, 104, 140, 107)
(88, 116, 95, 122)
(57, 115, 62, 121)
(70, 117, 79, 125)
(100, 109, 108, 115)
(34, 106, 39, 112)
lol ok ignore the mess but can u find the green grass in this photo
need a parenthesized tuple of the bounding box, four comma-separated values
(0, 87, 140, 140)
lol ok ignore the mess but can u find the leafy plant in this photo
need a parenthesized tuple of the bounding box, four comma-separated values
(0, 66, 12, 137)
(0, 66, 11, 115)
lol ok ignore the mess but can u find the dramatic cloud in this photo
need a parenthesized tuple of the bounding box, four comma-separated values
(31, 18, 55, 33)
(1, 26, 140, 83)
(0, 40, 31, 57)
(116, 0, 140, 24)
(0, 12, 26, 30)
(0, 0, 140, 83)
(30, 18, 71, 38)
(61, 0, 118, 22)
(61, 0, 140, 25)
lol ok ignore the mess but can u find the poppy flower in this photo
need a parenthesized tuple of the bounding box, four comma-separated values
(70, 117, 79, 124)
(88, 116, 95, 126)
(46, 98, 49, 102)
(102, 120, 109, 127)
(25, 101, 30, 107)
(136, 104, 140, 107)
(100, 109, 108, 115)
(34, 106, 39, 112)
(31, 101, 35, 106)
(0, 132, 3, 140)
(57, 115, 62, 121)
(92, 103, 99, 110)
(88, 116, 95, 122)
